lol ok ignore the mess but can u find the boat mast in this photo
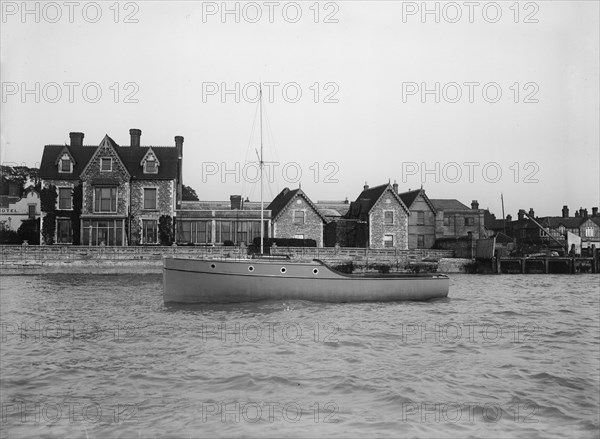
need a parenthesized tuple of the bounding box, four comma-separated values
(259, 84, 264, 255)
(501, 193, 506, 235)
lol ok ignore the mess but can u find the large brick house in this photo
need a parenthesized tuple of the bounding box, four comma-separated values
(431, 199, 485, 240)
(39, 129, 182, 245)
(267, 188, 326, 247)
(398, 187, 437, 249)
(343, 183, 409, 249)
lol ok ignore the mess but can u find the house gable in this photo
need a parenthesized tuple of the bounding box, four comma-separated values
(80, 135, 130, 183)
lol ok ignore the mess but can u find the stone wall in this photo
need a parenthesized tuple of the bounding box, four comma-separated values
(368, 189, 408, 249)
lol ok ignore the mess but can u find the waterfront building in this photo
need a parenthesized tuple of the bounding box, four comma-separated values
(175, 196, 269, 246)
(431, 199, 485, 240)
(341, 182, 409, 249)
(39, 129, 182, 245)
(267, 188, 327, 247)
(397, 187, 437, 249)
(0, 188, 40, 232)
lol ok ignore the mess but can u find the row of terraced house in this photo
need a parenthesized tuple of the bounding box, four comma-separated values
(32, 129, 521, 249)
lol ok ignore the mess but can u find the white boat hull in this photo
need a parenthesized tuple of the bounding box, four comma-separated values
(163, 257, 449, 303)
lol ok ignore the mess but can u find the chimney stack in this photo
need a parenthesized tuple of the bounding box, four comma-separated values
(579, 207, 585, 218)
(230, 195, 242, 210)
(518, 209, 525, 221)
(583, 208, 588, 218)
(129, 128, 141, 147)
(592, 207, 598, 217)
(506, 214, 512, 222)
(175, 136, 184, 159)
(575, 210, 580, 217)
(528, 208, 535, 218)
(471, 200, 479, 210)
(363, 182, 369, 191)
(392, 180, 399, 194)
(69, 132, 84, 147)
(562, 205, 569, 218)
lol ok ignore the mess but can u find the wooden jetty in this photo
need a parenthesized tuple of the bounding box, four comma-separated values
(495, 255, 598, 274)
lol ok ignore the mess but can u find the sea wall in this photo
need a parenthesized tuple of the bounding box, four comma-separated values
(0, 245, 461, 275)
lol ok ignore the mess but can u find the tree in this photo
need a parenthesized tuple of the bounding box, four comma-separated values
(158, 215, 174, 246)
(182, 184, 199, 201)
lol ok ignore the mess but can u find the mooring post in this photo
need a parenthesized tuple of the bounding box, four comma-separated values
(544, 258, 549, 274)
(521, 258, 526, 274)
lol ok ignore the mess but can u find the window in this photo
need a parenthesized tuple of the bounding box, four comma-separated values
(100, 158, 112, 172)
(444, 216, 452, 226)
(558, 226, 565, 235)
(216, 221, 233, 243)
(417, 235, 425, 248)
(417, 211, 425, 225)
(540, 228, 549, 237)
(585, 227, 594, 237)
(56, 219, 72, 243)
(384, 234, 394, 248)
(59, 156, 72, 173)
(94, 187, 117, 212)
(142, 220, 158, 244)
(143, 188, 157, 210)
(28, 205, 36, 219)
(82, 219, 124, 246)
(384, 211, 394, 225)
(465, 217, 474, 226)
(58, 188, 72, 210)
(144, 159, 157, 174)
(293, 210, 305, 224)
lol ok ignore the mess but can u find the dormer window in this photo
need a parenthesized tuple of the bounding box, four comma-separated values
(141, 148, 160, 174)
(100, 158, 112, 172)
(145, 159, 157, 174)
(59, 153, 73, 173)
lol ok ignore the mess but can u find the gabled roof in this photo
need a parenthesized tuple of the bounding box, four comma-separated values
(430, 199, 470, 211)
(267, 188, 326, 223)
(398, 188, 436, 213)
(346, 183, 409, 221)
(40, 135, 179, 181)
(540, 216, 585, 229)
(40, 145, 96, 180)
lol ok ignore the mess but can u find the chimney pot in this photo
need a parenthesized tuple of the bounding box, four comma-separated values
(528, 208, 535, 218)
(129, 129, 141, 147)
(392, 180, 398, 194)
(363, 182, 369, 191)
(562, 205, 569, 218)
(471, 200, 479, 210)
(518, 210, 525, 221)
(506, 214, 512, 222)
(69, 132, 84, 147)
(592, 207, 598, 217)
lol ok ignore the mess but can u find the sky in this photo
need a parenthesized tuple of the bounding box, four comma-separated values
(1, 0, 598, 218)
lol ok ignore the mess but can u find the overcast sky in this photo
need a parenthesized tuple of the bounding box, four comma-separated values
(1, 1, 598, 217)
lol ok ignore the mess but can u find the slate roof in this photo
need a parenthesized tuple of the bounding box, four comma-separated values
(267, 188, 326, 222)
(398, 188, 437, 213)
(430, 199, 470, 210)
(40, 136, 179, 181)
(346, 183, 408, 221)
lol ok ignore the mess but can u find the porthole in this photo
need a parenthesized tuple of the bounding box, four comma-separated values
(313, 268, 319, 275)
(210, 263, 216, 269)
(280, 267, 287, 274)
(248, 266, 254, 272)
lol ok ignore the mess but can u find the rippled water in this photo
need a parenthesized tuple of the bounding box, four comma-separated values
(1, 273, 599, 438)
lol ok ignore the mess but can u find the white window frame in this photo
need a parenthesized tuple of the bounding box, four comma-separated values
(144, 158, 158, 174)
(384, 210, 394, 225)
(293, 210, 305, 225)
(143, 187, 158, 210)
(93, 186, 118, 213)
(58, 154, 73, 173)
(57, 187, 72, 210)
(384, 234, 394, 248)
(100, 157, 112, 172)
